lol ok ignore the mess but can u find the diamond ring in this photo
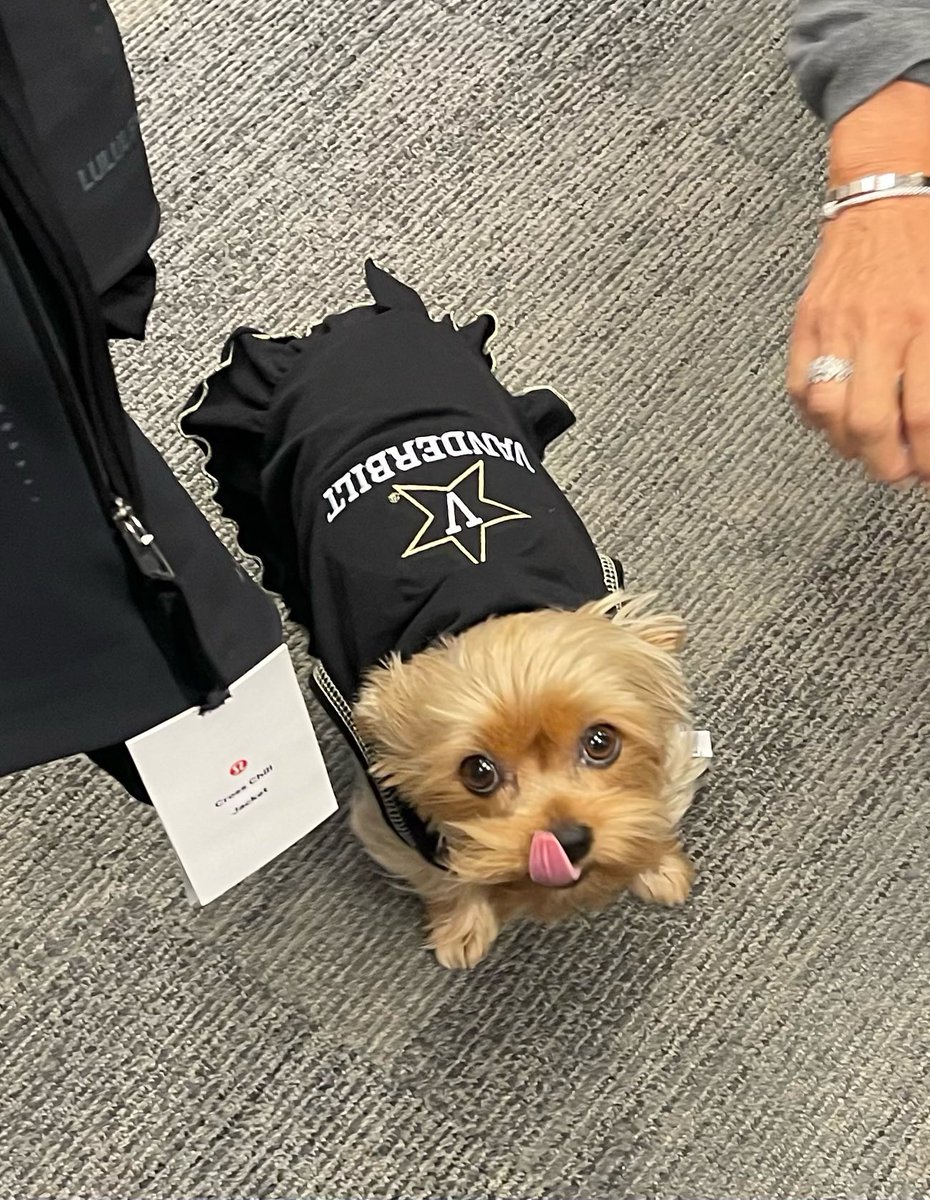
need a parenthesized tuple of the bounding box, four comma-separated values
(807, 355, 854, 385)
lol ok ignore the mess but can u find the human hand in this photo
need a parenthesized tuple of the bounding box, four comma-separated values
(788, 196, 930, 484)
(787, 80, 930, 485)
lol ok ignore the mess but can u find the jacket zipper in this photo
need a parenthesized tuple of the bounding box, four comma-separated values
(0, 86, 228, 704)
(0, 157, 174, 583)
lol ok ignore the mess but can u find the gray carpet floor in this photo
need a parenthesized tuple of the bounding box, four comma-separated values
(2, 0, 930, 1196)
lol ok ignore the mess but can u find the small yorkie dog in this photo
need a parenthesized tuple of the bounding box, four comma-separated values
(184, 262, 708, 968)
(353, 596, 705, 967)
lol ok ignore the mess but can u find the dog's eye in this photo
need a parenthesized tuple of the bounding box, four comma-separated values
(459, 755, 501, 795)
(580, 724, 621, 767)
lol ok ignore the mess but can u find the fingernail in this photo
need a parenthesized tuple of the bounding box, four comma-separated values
(889, 476, 919, 492)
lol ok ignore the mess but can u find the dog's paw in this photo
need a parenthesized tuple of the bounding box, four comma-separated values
(629, 850, 694, 907)
(428, 893, 500, 970)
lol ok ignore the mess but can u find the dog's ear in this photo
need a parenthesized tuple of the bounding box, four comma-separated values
(596, 596, 689, 720)
(354, 655, 406, 747)
(615, 608, 686, 654)
(582, 591, 687, 654)
(354, 652, 443, 757)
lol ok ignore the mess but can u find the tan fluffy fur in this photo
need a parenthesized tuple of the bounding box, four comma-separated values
(352, 592, 707, 969)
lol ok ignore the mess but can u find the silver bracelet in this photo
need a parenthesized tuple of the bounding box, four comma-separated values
(823, 172, 930, 220)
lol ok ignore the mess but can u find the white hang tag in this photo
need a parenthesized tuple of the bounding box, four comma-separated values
(692, 729, 714, 760)
(127, 644, 338, 905)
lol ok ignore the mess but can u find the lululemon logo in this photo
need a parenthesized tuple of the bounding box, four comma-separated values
(76, 112, 142, 193)
(229, 759, 248, 776)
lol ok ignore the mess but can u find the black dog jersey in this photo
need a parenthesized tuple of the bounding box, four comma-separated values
(182, 262, 622, 858)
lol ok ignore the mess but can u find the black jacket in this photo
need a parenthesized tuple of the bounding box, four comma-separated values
(0, 0, 281, 776)
(183, 262, 622, 860)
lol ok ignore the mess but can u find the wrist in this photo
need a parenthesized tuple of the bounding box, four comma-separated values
(829, 81, 930, 187)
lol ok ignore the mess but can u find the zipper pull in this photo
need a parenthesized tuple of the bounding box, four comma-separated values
(112, 497, 176, 582)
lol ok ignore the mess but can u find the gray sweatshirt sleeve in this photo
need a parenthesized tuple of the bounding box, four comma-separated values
(787, 1, 930, 126)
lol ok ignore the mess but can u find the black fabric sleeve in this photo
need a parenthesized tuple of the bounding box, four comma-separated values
(101, 252, 157, 340)
(513, 386, 576, 457)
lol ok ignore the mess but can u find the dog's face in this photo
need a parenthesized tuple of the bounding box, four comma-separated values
(354, 595, 690, 920)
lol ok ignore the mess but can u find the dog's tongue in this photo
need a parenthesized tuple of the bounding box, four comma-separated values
(529, 831, 582, 888)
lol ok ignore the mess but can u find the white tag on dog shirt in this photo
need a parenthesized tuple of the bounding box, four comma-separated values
(127, 644, 338, 905)
(692, 729, 714, 759)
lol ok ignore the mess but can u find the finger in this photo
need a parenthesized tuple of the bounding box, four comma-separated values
(787, 311, 852, 448)
(807, 382, 855, 457)
(803, 337, 856, 457)
(902, 336, 930, 479)
(846, 343, 913, 482)
(787, 310, 818, 404)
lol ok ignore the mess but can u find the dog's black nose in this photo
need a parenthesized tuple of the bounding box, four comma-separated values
(550, 822, 593, 864)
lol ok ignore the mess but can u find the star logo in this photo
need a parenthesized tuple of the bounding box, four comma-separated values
(391, 460, 530, 565)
